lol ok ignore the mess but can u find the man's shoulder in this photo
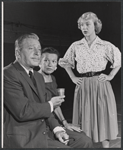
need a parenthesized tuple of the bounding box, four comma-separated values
(4, 60, 20, 72)
(4, 63, 15, 73)
(4, 63, 20, 82)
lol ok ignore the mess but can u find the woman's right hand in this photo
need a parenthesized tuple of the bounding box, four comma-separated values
(71, 76, 83, 86)
(58, 58, 72, 69)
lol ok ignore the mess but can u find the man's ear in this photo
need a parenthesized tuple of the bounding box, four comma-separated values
(15, 49, 20, 59)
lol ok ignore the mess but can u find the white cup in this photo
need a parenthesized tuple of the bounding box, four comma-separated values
(57, 88, 65, 96)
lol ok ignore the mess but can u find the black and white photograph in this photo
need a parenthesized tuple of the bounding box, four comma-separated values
(1, 0, 122, 148)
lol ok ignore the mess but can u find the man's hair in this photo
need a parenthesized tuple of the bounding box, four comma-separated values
(41, 47, 60, 59)
(15, 33, 39, 59)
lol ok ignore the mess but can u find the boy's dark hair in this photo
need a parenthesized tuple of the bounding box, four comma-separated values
(41, 47, 60, 59)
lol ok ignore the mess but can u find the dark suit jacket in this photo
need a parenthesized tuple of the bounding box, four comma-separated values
(4, 61, 60, 148)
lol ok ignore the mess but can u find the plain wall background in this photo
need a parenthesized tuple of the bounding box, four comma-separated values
(3, 1, 121, 114)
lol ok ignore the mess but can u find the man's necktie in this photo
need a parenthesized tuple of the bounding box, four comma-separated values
(29, 71, 36, 87)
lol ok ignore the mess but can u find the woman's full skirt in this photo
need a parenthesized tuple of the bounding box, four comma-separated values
(72, 76, 118, 143)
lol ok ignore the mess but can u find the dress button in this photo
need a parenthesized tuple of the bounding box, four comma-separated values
(41, 119, 44, 122)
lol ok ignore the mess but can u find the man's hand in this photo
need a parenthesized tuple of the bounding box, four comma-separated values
(50, 96, 65, 108)
(55, 131, 69, 145)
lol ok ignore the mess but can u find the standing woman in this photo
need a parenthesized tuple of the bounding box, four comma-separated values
(59, 12, 121, 148)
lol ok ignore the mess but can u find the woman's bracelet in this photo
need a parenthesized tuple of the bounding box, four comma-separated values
(62, 119, 66, 122)
(62, 119, 67, 125)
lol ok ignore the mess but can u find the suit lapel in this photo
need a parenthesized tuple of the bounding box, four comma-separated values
(13, 61, 39, 97)
(34, 71, 46, 103)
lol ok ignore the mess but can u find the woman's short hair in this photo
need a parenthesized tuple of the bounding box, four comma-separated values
(77, 12, 102, 34)
(41, 47, 60, 59)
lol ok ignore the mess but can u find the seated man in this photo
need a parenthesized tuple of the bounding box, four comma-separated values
(4, 33, 93, 148)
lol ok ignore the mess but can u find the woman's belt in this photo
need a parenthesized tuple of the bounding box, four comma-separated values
(79, 71, 104, 77)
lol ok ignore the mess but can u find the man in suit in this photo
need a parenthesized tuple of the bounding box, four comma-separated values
(4, 33, 93, 148)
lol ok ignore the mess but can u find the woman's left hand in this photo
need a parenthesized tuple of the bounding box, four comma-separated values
(65, 123, 83, 132)
(98, 74, 113, 82)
